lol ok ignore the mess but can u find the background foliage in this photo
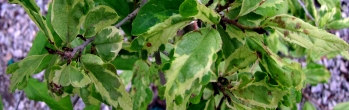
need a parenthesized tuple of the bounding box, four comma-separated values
(5, 0, 349, 109)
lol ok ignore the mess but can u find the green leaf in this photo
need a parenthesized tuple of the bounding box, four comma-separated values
(52, 65, 91, 87)
(303, 101, 316, 110)
(334, 101, 349, 110)
(94, 0, 129, 18)
(217, 25, 242, 58)
(24, 78, 73, 110)
(83, 5, 119, 38)
(303, 62, 330, 85)
(9, 0, 55, 45)
(224, 46, 257, 75)
(164, 28, 222, 109)
(27, 31, 48, 56)
(131, 0, 185, 35)
(84, 105, 101, 110)
(225, 0, 242, 20)
(227, 71, 289, 109)
(246, 33, 305, 89)
(179, 0, 220, 24)
(132, 60, 156, 110)
(9, 54, 53, 92)
(51, 0, 86, 43)
(111, 55, 138, 70)
(239, 0, 264, 17)
(81, 54, 132, 110)
(326, 18, 349, 30)
(6, 62, 19, 74)
(93, 26, 123, 61)
(254, 0, 288, 17)
(262, 14, 349, 55)
(0, 94, 3, 110)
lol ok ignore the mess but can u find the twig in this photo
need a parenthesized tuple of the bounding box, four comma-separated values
(67, 7, 142, 59)
(221, 17, 265, 34)
(155, 51, 166, 85)
(115, 8, 140, 28)
(302, 88, 328, 110)
(72, 96, 80, 107)
(297, 0, 316, 22)
(217, 0, 234, 12)
(15, 91, 24, 110)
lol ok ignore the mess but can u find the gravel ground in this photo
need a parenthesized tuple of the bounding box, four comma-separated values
(1, 0, 349, 110)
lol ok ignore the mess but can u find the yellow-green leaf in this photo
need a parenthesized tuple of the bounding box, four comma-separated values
(93, 26, 123, 61)
(179, 0, 220, 24)
(81, 54, 132, 110)
(164, 28, 222, 109)
(83, 5, 119, 38)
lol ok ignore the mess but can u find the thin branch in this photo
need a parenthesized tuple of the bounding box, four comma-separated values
(155, 51, 166, 85)
(221, 17, 266, 34)
(15, 91, 24, 110)
(67, 7, 142, 60)
(115, 8, 140, 28)
(297, 0, 316, 22)
(217, 0, 234, 13)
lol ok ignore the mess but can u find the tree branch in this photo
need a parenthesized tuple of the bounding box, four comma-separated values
(297, 0, 316, 23)
(66, 7, 142, 60)
(155, 51, 166, 85)
(221, 17, 266, 34)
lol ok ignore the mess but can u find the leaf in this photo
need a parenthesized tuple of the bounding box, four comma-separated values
(93, 0, 129, 18)
(24, 78, 73, 110)
(303, 62, 331, 85)
(84, 105, 100, 110)
(239, 0, 264, 17)
(52, 65, 91, 87)
(131, 0, 184, 35)
(334, 101, 349, 110)
(27, 31, 48, 56)
(83, 5, 119, 38)
(254, 0, 288, 17)
(227, 71, 288, 109)
(164, 28, 222, 109)
(141, 15, 192, 53)
(93, 26, 123, 61)
(246, 33, 305, 89)
(131, 60, 156, 110)
(217, 25, 242, 59)
(179, 0, 220, 24)
(111, 55, 138, 70)
(81, 54, 132, 110)
(9, 0, 55, 45)
(6, 62, 19, 74)
(237, 12, 264, 27)
(9, 54, 54, 92)
(51, 0, 86, 43)
(326, 18, 349, 30)
(0, 94, 3, 110)
(224, 46, 257, 75)
(262, 14, 349, 55)
(225, 0, 242, 20)
(303, 101, 316, 110)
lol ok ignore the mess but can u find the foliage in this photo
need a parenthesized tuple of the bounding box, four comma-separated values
(6, 0, 349, 109)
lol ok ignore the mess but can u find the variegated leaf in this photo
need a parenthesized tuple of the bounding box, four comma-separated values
(224, 46, 257, 75)
(262, 14, 349, 55)
(9, 54, 53, 92)
(81, 54, 132, 110)
(83, 5, 119, 38)
(164, 28, 222, 109)
(179, 0, 220, 24)
(93, 26, 123, 61)
(51, 0, 86, 43)
(131, 60, 157, 110)
(52, 65, 91, 87)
